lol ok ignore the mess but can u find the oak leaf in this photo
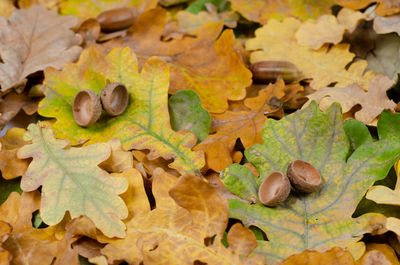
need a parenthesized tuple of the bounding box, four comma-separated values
(277, 247, 355, 265)
(305, 74, 396, 124)
(60, 0, 157, 19)
(0, 128, 28, 180)
(356, 243, 400, 265)
(17, 124, 129, 238)
(246, 18, 374, 91)
(221, 102, 400, 262)
(194, 79, 286, 172)
(101, 168, 265, 264)
(106, 7, 251, 113)
(335, 0, 400, 15)
(39, 46, 204, 175)
(0, 5, 82, 92)
(0, 0, 14, 18)
(374, 14, 400, 36)
(227, 0, 335, 24)
(99, 138, 133, 173)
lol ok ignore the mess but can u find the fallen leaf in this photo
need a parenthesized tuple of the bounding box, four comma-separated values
(0, 191, 79, 265)
(356, 243, 400, 265)
(277, 247, 355, 265)
(0, 0, 14, 18)
(0, 177, 22, 205)
(367, 33, 400, 81)
(194, 79, 285, 172)
(17, 124, 129, 238)
(101, 168, 265, 264)
(337, 8, 367, 33)
(227, 223, 259, 257)
(227, 0, 336, 24)
(0, 5, 82, 92)
(99, 138, 133, 173)
(246, 18, 374, 91)
(39, 46, 204, 175)
(106, 7, 252, 113)
(18, 0, 60, 10)
(335, 0, 400, 15)
(0, 128, 28, 180)
(334, 0, 375, 10)
(305, 74, 396, 124)
(222, 102, 400, 262)
(295, 15, 346, 50)
(59, 0, 157, 20)
(168, 90, 211, 143)
(0, 92, 39, 130)
(374, 15, 400, 36)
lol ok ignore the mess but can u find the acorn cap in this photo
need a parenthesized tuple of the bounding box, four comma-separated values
(287, 160, 322, 193)
(101, 82, 129, 116)
(258, 171, 291, 207)
(73, 89, 102, 127)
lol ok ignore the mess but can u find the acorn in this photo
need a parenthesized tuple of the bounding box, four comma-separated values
(249, 61, 301, 84)
(258, 171, 291, 207)
(96, 7, 136, 32)
(100, 82, 129, 116)
(287, 160, 322, 193)
(73, 89, 102, 127)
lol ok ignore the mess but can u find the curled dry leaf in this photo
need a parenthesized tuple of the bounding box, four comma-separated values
(101, 168, 265, 264)
(17, 124, 129, 238)
(0, 128, 29, 180)
(305, 74, 396, 125)
(106, 7, 251, 113)
(194, 79, 286, 172)
(0, 5, 82, 92)
(247, 18, 374, 91)
(295, 15, 346, 50)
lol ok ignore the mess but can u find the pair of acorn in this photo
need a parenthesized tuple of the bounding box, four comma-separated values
(73, 82, 129, 127)
(258, 160, 322, 207)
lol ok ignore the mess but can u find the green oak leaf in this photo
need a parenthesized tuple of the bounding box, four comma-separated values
(223, 102, 400, 262)
(17, 124, 128, 238)
(39, 47, 204, 175)
(343, 119, 373, 153)
(168, 90, 211, 143)
(378, 110, 400, 140)
(0, 177, 22, 204)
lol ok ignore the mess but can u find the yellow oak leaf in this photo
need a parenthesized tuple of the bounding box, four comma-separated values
(17, 124, 129, 238)
(246, 18, 374, 91)
(101, 168, 265, 264)
(277, 247, 355, 265)
(337, 8, 368, 33)
(356, 243, 400, 265)
(227, 0, 336, 24)
(60, 0, 157, 19)
(39, 46, 204, 175)
(0, 128, 28, 180)
(295, 15, 346, 49)
(99, 138, 133, 173)
(106, 7, 251, 113)
(0, 0, 14, 18)
(194, 79, 286, 172)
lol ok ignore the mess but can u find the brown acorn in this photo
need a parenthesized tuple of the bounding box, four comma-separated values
(249, 61, 301, 84)
(101, 82, 129, 116)
(96, 7, 137, 32)
(73, 89, 102, 127)
(287, 160, 322, 193)
(258, 171, 291, 207)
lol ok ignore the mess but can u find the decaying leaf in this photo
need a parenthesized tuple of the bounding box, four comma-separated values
(227, 0, 335, 24)
(168, 90, 211, 143)
(60, 0, 157, 19)
(246, 18, 374, 91)
(101, 168, 265, 264)
(367, 33, 400, 81)
(277, 247, 355, 265)
(17, 124, 129, 238)
(0, 5, 82, 92)
(221, 102, 400, 262)
(0, 128, 28, 180)
(194, 79, 286, 172)
(305, 74, 396, 124)
(39, 46, 204, 175)
(295, 15, 346, 50)
(106, 7, 252, 113)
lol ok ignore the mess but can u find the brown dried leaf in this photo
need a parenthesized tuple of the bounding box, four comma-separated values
(277, 247, 355, 265)
(194, 79, 286, 172)
(356, 243, 400, 265)
(374, 14, 400, 36)
(305, 74, 396, 124)
(0, 5, 82, 92)
(0, 128, 29, 180)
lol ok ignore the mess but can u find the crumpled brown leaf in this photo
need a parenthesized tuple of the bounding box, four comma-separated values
(0, 5, 82, 92)
(305, 74, 396, 124)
